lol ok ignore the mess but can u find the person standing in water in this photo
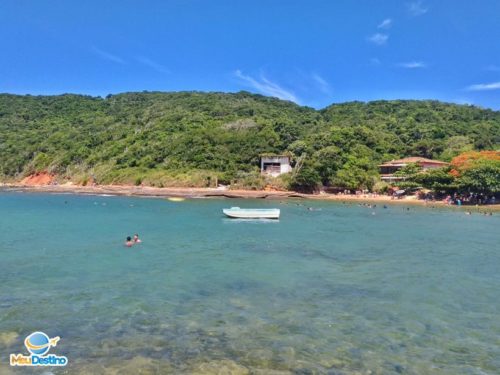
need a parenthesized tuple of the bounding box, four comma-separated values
(125, 236, 134, 247)
(133, 234, 142, 243)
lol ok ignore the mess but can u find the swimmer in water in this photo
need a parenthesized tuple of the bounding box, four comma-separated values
(133, 234, 142, 243)
(125, 236, 134, 247)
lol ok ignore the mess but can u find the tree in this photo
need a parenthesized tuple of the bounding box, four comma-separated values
(1, 93, 499, 190)
(457, 159, 500, 194)
(289, 165, 321, 193)
(313, 145, 343, 185)
(331, 166, 374, 190)
(440, 136, 473, 161)
(450, 151, 500, 176)
(393, 162, 422, 178)
(412, 167, 456, 192)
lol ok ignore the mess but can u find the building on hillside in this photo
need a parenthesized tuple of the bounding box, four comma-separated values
(379, 157, 449, 183)
(260, 155, 292, 177)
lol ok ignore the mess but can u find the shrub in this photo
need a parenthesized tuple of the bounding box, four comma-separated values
(289, 166, 321, 193)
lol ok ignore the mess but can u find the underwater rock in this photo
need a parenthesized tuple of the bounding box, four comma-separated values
(244, 348, 275, 368)
(318, 357, 345, 369)
(393, 363, 405, 373)
(0, 364, 15, 375)
(100, 356, 170, 375)
(0, 331, 19, 347)
(229, 298, 251, 310)
(70, 362, 107, 375)
(251, 369, 292, 375)
(277, 346, 295, 363)
(191, 359, 250, 375)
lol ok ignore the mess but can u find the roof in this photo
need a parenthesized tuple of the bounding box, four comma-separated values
(260, 154, 290, 159)
(379, 157, 449, 167)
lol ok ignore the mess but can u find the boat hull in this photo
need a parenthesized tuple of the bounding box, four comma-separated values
(222, 208, 280, 219)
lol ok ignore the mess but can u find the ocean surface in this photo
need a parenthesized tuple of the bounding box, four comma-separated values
(0, 192, 499, 374)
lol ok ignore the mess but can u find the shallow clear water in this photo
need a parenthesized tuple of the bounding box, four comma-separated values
(0, 192, 499, 374)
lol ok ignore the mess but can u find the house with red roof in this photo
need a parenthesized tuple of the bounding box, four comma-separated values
(379, 157, 449, 182)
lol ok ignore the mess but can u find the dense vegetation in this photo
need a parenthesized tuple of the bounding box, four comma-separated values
(0, 91, 499, 192)
(396, 151, 500, 198)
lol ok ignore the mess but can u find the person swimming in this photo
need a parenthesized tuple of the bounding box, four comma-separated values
(133, 234, 142, 243)
(125, 236, 134, 247)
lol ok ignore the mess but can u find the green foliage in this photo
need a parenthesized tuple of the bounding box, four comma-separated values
(289, 165, 321, 193)
(1, 93, 499, 190)
(404, 162, 500, 196)
(330, 148, 378, 190)
(413, 168, 455, 190)
(457, 159, 500, 194)
(394, 163, 422, 177)
(440, 136, 474, 161)
(230, 170, 266, 190)
(372, 180, 391, 194)
(313, 145, 343, 184)
(394, 181, 421, 190)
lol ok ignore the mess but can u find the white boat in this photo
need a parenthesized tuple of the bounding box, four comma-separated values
(222, 207, 280, 219)
(167, 197, 185, 202)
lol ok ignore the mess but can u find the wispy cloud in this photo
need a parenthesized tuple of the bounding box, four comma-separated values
(378, 18, 392, 29)
(91, 46, 125, 64)
(408, 1, 428, 16)
(136, 56, 170, 74)
(369, 57, 382, 66)
(397, 61, 427, 69)
(234, 70, 299, 103)
(466, 82, 500, 91)
(311, 73, 332, 95)
(367, 33, 389, 45)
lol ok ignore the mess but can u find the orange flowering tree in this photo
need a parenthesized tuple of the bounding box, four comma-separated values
(450, 151, 500, 176)
(408, 151, 500, 196)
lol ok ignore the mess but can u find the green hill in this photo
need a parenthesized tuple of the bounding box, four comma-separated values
(0, 91, 499, 189)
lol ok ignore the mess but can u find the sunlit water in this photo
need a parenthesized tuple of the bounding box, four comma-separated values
(0, 192, 499, 374)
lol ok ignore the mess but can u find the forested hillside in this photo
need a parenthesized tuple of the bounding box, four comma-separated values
(0, 91, 499, 189)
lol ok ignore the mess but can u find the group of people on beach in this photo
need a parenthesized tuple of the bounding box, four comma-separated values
(125, 234, 141, 247)
(444, 193, 496, 206)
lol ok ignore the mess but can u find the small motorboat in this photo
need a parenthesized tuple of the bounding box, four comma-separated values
(222, 207, 280, 219)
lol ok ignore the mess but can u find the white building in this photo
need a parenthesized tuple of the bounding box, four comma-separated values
(260, 155, 292, 177)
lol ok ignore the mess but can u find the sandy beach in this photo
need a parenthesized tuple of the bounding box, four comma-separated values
(2, 182, 499, 211)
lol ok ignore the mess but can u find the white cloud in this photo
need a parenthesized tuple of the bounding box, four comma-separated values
(367, 33, 389, 45)
(234, 70, 299, 103)
(311, 73, 332, 95)
(466, 82, 500, 91)
(92, 46, 126, 64)
(136, 56, 170, 74)
(397, 61, 427, 69)
(378, 18, 392, 29)
(369, 57, 381, 66)
(408, 1, 428, 16)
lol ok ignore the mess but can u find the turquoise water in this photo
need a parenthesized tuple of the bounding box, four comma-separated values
(0, 192, 499, 374)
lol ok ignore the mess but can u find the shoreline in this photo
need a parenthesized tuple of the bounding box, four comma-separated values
(2, 183, 499, 211)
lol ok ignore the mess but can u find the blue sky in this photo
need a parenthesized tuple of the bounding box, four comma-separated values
(1, 0, 500, 109)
